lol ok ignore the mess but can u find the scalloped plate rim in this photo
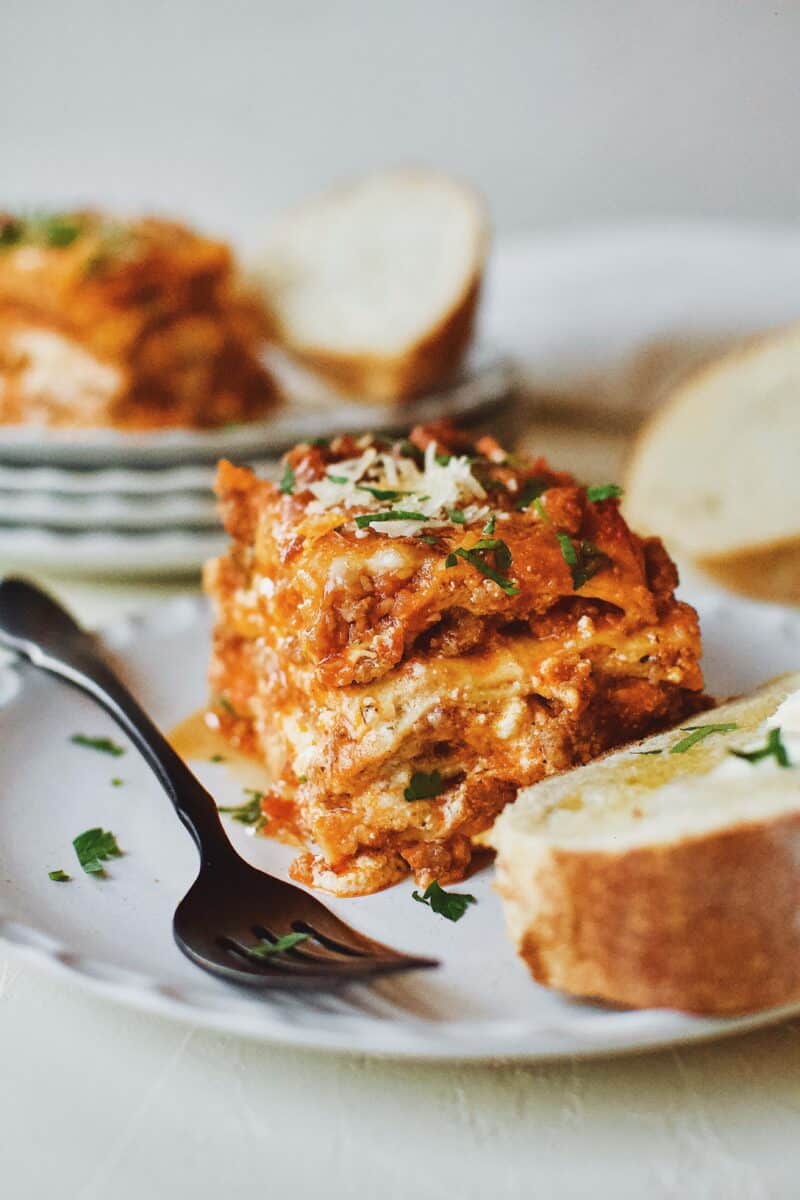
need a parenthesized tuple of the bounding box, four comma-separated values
(1, 590, 800, 1060)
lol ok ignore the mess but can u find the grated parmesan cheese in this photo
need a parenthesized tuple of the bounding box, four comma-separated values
(306, 440, 489, 538)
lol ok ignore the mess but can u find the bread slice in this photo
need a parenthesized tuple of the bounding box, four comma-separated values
(490, 672, 800, 1015)
(624, 325, 800, 602)
(252, 168, 489, 402)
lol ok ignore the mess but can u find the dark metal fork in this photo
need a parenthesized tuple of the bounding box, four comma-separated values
(0, 578, 437, 989)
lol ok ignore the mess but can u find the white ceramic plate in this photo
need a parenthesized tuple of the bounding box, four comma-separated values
(0, 489, 219, 529)
(0, 458, 277, 496)
(0, 526, 226, 576)
(0, 346, 512, 467)
(1, 587, 799, 1061)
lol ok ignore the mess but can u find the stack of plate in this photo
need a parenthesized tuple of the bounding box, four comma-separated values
(0, 347, 513, 577)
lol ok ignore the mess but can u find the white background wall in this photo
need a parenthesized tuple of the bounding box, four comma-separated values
(2, 1, 799, 241)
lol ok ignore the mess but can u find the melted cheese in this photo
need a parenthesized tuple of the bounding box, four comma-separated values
(13, 329, 122, 417)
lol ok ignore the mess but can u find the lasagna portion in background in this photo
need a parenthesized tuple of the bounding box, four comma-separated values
(204, 421, 707, 896)
(0, 212, 279, 430)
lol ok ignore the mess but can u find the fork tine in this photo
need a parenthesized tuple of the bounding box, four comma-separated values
(249, 924, 362, 966)
(290, 920, 398, 960)
(288, 907, 422, 962)
(219, 936, 426, 981)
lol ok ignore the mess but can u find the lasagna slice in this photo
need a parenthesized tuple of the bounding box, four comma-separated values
(0, 212, 278, 429)
(204, 422, 706, 895)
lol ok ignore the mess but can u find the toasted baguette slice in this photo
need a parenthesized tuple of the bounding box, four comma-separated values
(252, 168, 488, 402)
(490, 672, 800, 1015)
(624, 325, 800, 602)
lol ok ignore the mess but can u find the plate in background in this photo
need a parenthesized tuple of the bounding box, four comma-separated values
(0, 345, 513, 467)
(4, 222, 800, 574)
(0, 587, 798, 1060)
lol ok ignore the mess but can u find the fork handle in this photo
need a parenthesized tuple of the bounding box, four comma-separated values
(0, 577, 234, 867)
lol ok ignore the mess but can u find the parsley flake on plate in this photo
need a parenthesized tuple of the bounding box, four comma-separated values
(731, 726, 791, 768)
(48, 869, 70, 882)
(279, 464, 296, 495)
(70, 733, 125, 757)
(404, 770, 445, 801)
(72, 828, 122, 876)
(412, 881, 476, 922)
(248, 932, 310, 958)
(670, 723, 739, 754)
(218, 789, 267, 832)
(586, 483, 624, 502)
(111, 777, 124, 787)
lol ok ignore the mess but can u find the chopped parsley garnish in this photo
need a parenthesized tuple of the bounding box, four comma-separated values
(248, 932, 310, 958)
(309, 436, 330, 447)
(0, 213, 84, 251)
(279, 464, 296, 495)
(532, 499, 609, 589)
(111, 777, 123, 787)
(326, 473, 349, 484)
(445, 537, 519, 596)
(404, 770, 445, 801)
(70, 734, 125, 757)
(357, 484, 410, 501)
(554, 530, 579, 571)
(396, 439, 425, 465)
(670, 723, 739, 754)
(355, 510, 427, 528)
(216, 695, 238, 717)
(48, 869, 70, 882)
(515, 478, 550, 510)
(483, 514, 496, 535)
(470, 537, 512, 569)
(412, 881, 476, 922)
(218, 789, 267, 831)
(435, 452, 452, 466)
(210, 753, 226, 763)
(419, 535, 440, 545)
(0, 218, 22, 248)
(448, 508, 466, 525)
(636, 749, 663, 756)
(587, 483, 624, 503)
(558, 534, 609, 590)
(41, 215, 82, 247)
(731, 726, 791, 768)
(72, 828, 122, 875)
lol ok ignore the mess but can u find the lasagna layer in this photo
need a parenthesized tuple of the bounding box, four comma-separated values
(205, 423, 706, 895)
(0, 212, 278, 429)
